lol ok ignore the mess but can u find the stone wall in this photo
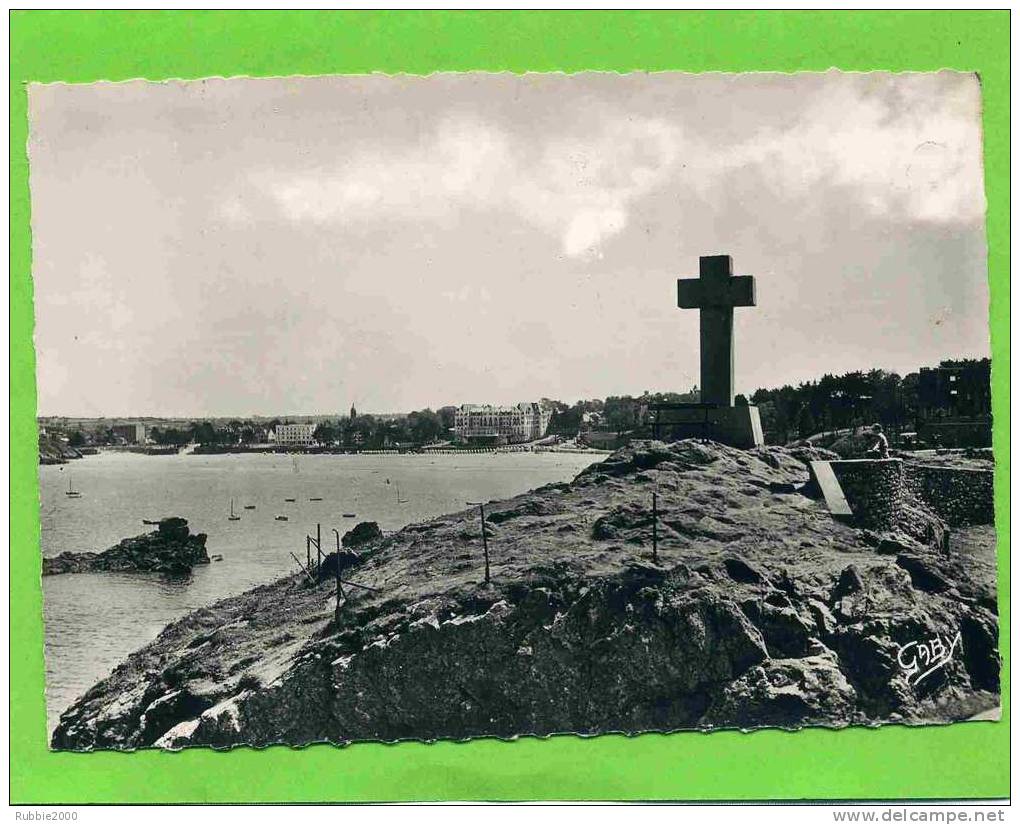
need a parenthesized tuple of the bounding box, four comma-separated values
(904, 465, 995, 526)
(825, 458, 992, 538)
(829, 459, 904, 530)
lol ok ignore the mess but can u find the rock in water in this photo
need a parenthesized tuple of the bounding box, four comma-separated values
(49, 440, 999, 751)
(42, 517, 209, 576)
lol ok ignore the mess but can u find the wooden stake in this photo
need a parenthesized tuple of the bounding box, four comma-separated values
(289, 551, 316, 584)
(467, 502, 491, 585)
(481, 504, 490, 584)
(337, 579, 381, 593)
(652, 492, 659, 564)
(332, 527, 344, 623)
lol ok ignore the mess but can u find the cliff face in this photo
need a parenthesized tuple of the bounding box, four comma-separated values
(50, 441, 999, 751)
(43, 517, 209, 576)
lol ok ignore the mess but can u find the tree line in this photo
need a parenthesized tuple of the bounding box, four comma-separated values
(144, 407, 459, 449)
(58, 359, 989, 450)
(747, 359, 989, 445)
(544, 391, 699, 436)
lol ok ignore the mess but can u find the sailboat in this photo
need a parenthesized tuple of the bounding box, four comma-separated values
(65, 476, 81, 498)
(228, 499, 241, 521)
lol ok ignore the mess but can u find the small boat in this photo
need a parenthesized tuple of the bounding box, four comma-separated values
(65, 477, 82, 498)
(284, 498, 296, 503)
(342, 513, 357, 518)
(228, 499, 241, 521)
(309, 497, 323, 502)
(142, 519, 160, 525)
(275, 515, 289, 521)
(243, 505, 256, 510)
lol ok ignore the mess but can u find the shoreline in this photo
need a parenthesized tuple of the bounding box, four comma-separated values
(49, 444, 615, 459)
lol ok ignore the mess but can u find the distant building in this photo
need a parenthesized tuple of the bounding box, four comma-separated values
(916, 360, 992, 448)
(112, 422, 146, 444)
(275, 423, 316, 446)
(454, 402, 553, 445)
(918, 361, 991, 417)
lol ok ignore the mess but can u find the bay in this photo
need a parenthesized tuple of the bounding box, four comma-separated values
(40, 449, 604, 733)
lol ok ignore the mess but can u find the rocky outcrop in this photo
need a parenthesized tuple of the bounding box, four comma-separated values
(43, 517, 210, 576)
(341, 521, 382, 548)
(50, 441, 999, 751)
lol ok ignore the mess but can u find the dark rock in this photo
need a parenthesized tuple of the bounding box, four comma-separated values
(342, 521, 382, 548)
(807, 599, 838, 636)
(876, 536, 910, 555)
(895, 554, 952, 593)
(832, 565, 865, 599)
(757, 604, 814, 657)
(42, 518, 209, 576)
(830, 625, 909, 716)
(740, 598, 762, 623)
(487, 498, 562, 524)
(137, 687, 215, 746)
(859, 530, 881, 547)
(763, 591, 792, 609)
(157, 517, 191, 541)
(591, 504, 649, 540)
(960, 610, 1000, 692)
(317, 550, 364, 582)
(787, 446, 840, 465)
(723, 556, 763, 584)
(593, 441, 676, 476)
(703, 651, 856, 728)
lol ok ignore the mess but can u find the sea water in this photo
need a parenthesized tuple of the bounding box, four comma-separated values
(39, 449, 604, 732)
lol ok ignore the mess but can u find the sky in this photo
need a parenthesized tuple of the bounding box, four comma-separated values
(28, 71, 990, 417)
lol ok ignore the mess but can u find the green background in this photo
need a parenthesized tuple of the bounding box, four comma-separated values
(9, 10, 1010, 803)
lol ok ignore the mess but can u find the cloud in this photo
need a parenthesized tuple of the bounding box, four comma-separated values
(706, 72, 985, 225)
(241, 113, 681, 258)
(226, 73, 983, 266)
(217, 195, 253, 225)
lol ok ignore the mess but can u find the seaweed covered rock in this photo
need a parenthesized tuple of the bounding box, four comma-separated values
(43, 517, 209, 576)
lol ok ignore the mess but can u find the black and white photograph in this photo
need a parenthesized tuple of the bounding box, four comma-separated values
(29, 71, 998, 751)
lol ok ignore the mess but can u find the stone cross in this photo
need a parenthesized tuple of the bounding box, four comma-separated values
(677, 255, 756, 407)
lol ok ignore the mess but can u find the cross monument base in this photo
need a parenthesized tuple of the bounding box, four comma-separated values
(651, 405, 764, 449)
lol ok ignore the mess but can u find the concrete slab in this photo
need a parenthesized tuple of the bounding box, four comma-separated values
(809, 460, 853, 517)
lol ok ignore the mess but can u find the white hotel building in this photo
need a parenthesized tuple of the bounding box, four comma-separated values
(454, 402, 553, 445)
(273, 423, 316, 446)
